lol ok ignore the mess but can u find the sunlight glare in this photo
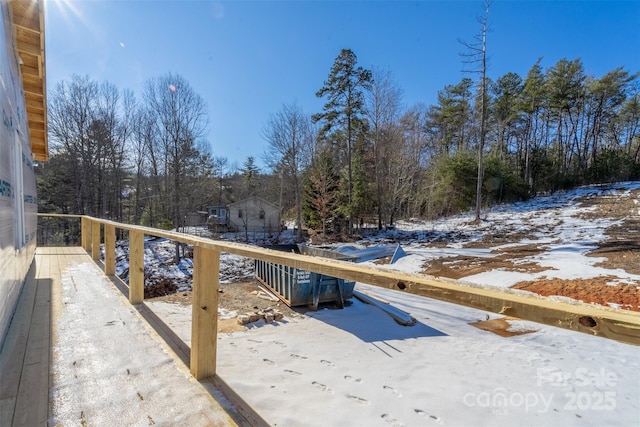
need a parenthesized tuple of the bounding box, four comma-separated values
(48, 0, 84, 24)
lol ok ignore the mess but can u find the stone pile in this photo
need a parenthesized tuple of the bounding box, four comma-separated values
(237, 307, 284, 325)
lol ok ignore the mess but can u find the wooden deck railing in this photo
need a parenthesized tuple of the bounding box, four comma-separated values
(38, 214, 640, 379)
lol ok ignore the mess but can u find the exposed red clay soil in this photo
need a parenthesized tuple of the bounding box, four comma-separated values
(512, 277, 640, 312)
(423, 187, 640, 311)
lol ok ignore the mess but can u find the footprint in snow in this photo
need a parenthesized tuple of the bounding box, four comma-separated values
(381, 414, 405, 427)
(320, 359, 336, 367)
(262, 358, 276, 366)
(344, 375, 362, 383)
(290, 354, 308, 359)
(346, 394, 370, 405)
(273, 341, 286, 347)
(383, 385, 402, 397)
(414, 410, 441, 423)
(284, 369, 302, 376)
(312, 381, 333, 393)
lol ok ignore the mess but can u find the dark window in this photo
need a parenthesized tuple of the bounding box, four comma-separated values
(259, 210, 265, 219)
(238, 209, 243, 218)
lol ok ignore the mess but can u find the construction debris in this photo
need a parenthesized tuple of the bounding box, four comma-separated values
(238, 307, 284, 325)
(353, 290, 417, 326)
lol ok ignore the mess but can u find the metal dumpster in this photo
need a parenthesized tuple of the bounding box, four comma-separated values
(254, 244, 357, 310)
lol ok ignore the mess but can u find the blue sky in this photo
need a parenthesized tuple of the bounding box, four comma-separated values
(45, 0, 640, 170)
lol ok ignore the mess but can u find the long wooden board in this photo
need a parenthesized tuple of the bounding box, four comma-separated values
(39, 214, 640, 345)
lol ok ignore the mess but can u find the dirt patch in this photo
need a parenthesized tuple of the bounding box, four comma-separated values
(422, 244, 549, 279)
(470, 317, 539, 337)
(424, 187, 640, 311)
(512, 277, 640, 311)
(148, 279, 303, 332)
(580, 187, 640, 275)
(464, 230, 543, 247)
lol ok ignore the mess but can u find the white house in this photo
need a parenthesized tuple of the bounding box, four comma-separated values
(227, 196, 280, 234)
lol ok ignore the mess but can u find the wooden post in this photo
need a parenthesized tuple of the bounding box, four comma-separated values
(129, 230, 144, 305)
(91, 221, 101, 261)
(81, 217, 91, 252)
(191, 245, 220, 379)
(104, 224, 115, 275)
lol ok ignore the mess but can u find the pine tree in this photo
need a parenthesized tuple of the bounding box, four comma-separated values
(313, 48, 372, 233)
(240, 156, 260, 196)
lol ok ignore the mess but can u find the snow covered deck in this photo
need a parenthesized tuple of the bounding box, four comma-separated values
(0, 247, 251, 426)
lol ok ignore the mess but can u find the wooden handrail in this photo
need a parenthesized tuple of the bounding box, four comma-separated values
(37, 214, 640, 379)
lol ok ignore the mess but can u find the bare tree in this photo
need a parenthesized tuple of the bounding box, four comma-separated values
(143, 73, 208, 261)
(48, 75, 129, 219)
(48, 75, 99, 215)
(459, 0, 490, 221)
(263, 102, 314, 241)
(212, 156, 230, 205)
(365, 67, 403, 229)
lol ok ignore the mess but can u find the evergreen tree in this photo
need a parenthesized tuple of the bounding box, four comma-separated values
(313, 48, 372, 233)
(240, 156, 261, 196)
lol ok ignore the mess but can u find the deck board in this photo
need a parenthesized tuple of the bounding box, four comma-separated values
(0, 263, 38, 426)
(0, 247, 86, 426)
(0, 255, 53, 426)
(1, 246, 251, 426)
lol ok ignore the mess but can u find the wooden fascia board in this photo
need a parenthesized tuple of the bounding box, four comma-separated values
(10, 0, 48, 161)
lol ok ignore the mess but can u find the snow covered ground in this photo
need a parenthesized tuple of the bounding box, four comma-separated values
(140, 181, 640, 426)
(149, 283, 639, 427)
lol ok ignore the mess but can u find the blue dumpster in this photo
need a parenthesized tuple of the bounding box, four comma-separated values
(254, 245, 357, 310)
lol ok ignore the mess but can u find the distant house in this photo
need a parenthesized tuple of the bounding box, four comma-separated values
(206, 205, 229, 225)
(184, 211, 209, 227)
(206, 205, 230, 231)
(227, 196, 280, 234)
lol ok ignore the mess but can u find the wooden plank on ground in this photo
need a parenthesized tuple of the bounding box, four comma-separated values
(354, 290, 416, 325)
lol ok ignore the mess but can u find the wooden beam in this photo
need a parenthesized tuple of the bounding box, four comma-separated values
(59, 214, 640, 346)
(104, 224, 115, 275)
(10, 2, 40, 31)
(25, 97, 44, 110)
(128, 230, 144, 305)
(91, 221, 101, 261)
(22, 81, 42, 95)
(191, 246, 220, 379)
(27, 111, 45, 125)
(81, 217, 91, 252)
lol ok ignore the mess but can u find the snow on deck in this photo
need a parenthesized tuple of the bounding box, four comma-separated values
(49, 256, 240, 426)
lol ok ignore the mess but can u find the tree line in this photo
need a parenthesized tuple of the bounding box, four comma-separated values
(38, 73, 260, 228)
(270, 51, 639, 239)
(38, 52, 639, 241)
